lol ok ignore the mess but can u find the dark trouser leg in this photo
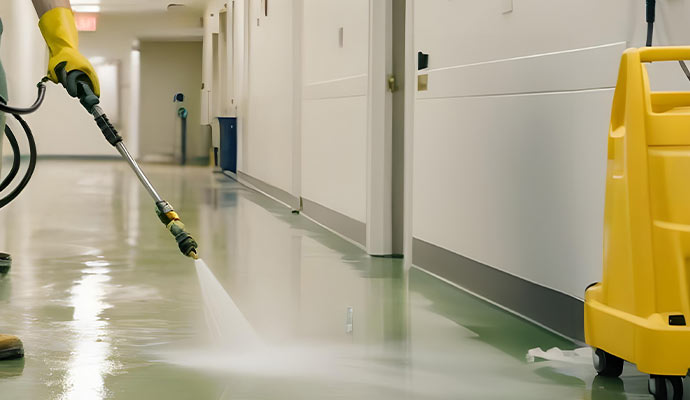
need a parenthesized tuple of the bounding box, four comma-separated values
(0, 19, 10, 275)
(0, 19, 22, 361)
(0, 18, 7, 139)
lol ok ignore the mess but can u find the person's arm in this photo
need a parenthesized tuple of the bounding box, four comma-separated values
(31, 0, 71, 18)
(31, 0, 101, 98)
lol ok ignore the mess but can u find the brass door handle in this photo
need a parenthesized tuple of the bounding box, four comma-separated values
(388, 75, 399, 93)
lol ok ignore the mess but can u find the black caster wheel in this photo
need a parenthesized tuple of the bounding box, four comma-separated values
(593, 348, 624, 377)
(648, 375, 684, 400)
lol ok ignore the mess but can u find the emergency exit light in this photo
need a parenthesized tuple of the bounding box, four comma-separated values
(75, 13, 98, 32)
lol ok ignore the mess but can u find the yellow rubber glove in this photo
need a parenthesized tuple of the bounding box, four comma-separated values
(38, 7, 100, 97)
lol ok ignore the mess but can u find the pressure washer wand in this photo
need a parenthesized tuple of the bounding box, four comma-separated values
(77, 79, 199, 259)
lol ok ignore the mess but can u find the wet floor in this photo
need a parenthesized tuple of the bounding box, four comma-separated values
(0, 160, 660, 399)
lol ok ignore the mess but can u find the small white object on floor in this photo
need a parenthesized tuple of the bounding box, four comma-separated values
(345, 307, 353, 334)
(526, 347, 592, 365)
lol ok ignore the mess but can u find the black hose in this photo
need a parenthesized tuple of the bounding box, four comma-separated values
(0, 83, 46, 115)
(0, 124, 21, 192)
(0, 114, 37, 209)
(647, 0, 656, 22)
(646, 0, 656, 47)
(646, 22, 654, 47)
(0, 79, 45, 209)
(680, 61, 690, 81)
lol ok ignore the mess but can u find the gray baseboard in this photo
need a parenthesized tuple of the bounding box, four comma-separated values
(222, 170, 238, 181)
(302, 198, 366, 247)
(237, 171, 300, 210)
(413, 238, 585, 341)
(232, 172, 366, 247)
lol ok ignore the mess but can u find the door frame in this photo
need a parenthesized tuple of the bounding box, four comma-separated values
(366, 0, 394, 256)
(402, 0, 414, 261)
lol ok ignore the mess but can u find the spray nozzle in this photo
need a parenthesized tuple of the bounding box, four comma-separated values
(156, 201, 199, 259)
(169, 221, 199, 259)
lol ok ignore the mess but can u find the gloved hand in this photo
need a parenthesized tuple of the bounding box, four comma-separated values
(38, 7, 100, 97)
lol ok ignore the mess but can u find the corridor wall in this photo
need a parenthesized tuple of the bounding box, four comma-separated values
(300, 0, 370, 230)
(203, 0, 373, 245)
(199, 0, 690, 340)
(242, 0, 296, 195)
(410, 0, 690, 339)
(0, 2, 203, 157)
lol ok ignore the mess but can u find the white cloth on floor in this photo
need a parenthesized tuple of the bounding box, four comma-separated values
(526, 347, 592, 365)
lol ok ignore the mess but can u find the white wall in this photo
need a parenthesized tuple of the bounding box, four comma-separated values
(410, 0, 690, 300)
(301, 0, 370, 222)
(139, 41, 204, 161)
(203, 0, 372, 217)
(79, 12, 203, 158)
(195, 0, 690, 307)
(0, 5, 203, 157)
(0, 1, 43, 106)
(243, 0, 295, 194)
(0, 0, 107, 157)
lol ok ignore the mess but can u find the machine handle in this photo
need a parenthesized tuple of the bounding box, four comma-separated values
(638, 47, 690, 63)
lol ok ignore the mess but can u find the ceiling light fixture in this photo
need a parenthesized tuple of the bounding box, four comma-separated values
(73, 5, 101, 13)
(71, 0, 101, 13)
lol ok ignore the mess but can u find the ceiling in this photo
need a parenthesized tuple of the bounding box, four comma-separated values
(70, 0, 210, 14)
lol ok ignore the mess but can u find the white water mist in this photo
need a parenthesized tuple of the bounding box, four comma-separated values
(194, 259, 262, 351)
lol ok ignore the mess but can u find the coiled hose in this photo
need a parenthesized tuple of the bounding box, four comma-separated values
(0, 82, 45, 209)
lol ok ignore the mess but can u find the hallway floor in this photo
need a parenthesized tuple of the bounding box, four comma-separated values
(0, 161, 656, 399)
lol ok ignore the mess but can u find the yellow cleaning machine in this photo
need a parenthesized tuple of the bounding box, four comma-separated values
(584, 46, 690, 399)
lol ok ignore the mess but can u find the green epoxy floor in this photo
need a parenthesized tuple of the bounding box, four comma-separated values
(0, 160, 657, 399)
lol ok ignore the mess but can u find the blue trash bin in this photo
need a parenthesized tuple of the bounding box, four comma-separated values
(218, 117, 237, 173)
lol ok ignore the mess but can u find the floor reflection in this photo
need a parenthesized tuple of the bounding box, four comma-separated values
(61, 261, 115, 400)
(0, 161, 658, 399)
